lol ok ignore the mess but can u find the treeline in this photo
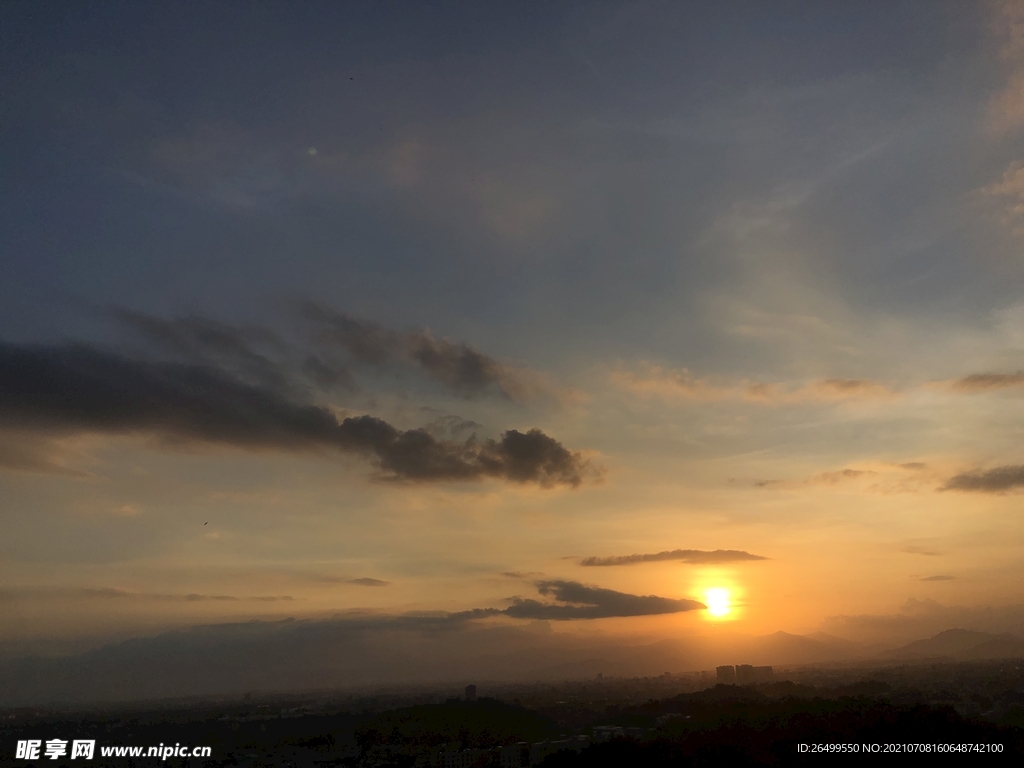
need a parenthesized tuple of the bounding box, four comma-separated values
(543, 698, 1024, 765)
(355, 698, 560, 750)
(3, 688, 1022, 766)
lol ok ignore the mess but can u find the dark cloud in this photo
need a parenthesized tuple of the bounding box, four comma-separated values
(580, 549, 767, 567)
(310, 575, 390, 586)
(299, 302, 537, 401)
(499, 580, 705, 620)
(422, 413, 484, 440)
(0, 342, 590, 486)
(941, 465, 1024, 493)
(950, 372, 1024, 393)
(405, 330, 515, 399)
(446, 580, 705, 621)
(349, 578, 390, 587)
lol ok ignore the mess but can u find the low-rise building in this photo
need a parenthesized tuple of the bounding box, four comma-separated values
(591, 726, 624, 743)
(730, 664, 774, 684)
(499, 742, 528, 767)
(529, 736, 588, 765)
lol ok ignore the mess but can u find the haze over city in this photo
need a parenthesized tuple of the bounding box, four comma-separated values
(4, 0, 1024, 706)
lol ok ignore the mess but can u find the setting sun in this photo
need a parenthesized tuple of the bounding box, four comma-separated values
(705, 588, 732, 617)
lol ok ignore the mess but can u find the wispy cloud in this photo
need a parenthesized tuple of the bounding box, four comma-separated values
(611, 364, 895, 405)
(901, 545, 943, 557)
(0, 430, 92, 477)
(579, 549, 767, 567)
(310, 575, 391, 587)
(946, 370, 1024, 393)
(0, 587, 294, 603)
(349, 578, 390, 587)
(919, 575, 954, 582)
(754, 467, 877, 490)
(298, 302, 558, 403)
(751, 462, 939, 496)
(113, 309, 331, 394)
(987, 0, 1024, 136)
(115, 305, 570, 405)
(616, 363, 1024, 404)
(814, 468, 875, 484)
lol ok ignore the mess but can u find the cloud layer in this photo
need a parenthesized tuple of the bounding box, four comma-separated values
(579, 549, 767, 567)
(611, 365, 895, 405)
(948, 371, 1024, 393)
(0, 587, 294, 603)
(0, 342, 590, 486)
(299, 302, 544, 401)
(453, 580, 705, 620)
(116, 305, 553, 403)
(941, 465, 1024, 493)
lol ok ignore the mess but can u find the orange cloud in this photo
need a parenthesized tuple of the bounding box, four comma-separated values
(977, 162, 1024, 235)
(611, 364, 895, 405)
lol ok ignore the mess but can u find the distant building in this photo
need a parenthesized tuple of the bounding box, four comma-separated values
(716, 665, 736, 684)
(591, 726, 624, 743)
(736, 664, 773, 684)
(431, 744, 498, 768)
(655, 713, 688, 725)
(436, 746, 487, 768)
(499, 742, 528, 768)
(529, 737, 588, 765)
(465, 684, 477, 701)
(753, 665, 773, 682)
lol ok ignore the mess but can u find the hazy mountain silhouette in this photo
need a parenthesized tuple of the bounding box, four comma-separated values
(742, 631, 864, 665)
(882, 628, 1024, 661)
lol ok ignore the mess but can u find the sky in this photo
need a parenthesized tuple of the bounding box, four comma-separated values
(4, 0, 1024, 702)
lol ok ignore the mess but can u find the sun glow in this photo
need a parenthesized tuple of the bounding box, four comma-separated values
(705, 587, 731, 617)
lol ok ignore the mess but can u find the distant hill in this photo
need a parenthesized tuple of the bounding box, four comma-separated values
(746, 631, 863, 664)
(806, 632, 866, 652)
(882, 629, 1024, 661)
